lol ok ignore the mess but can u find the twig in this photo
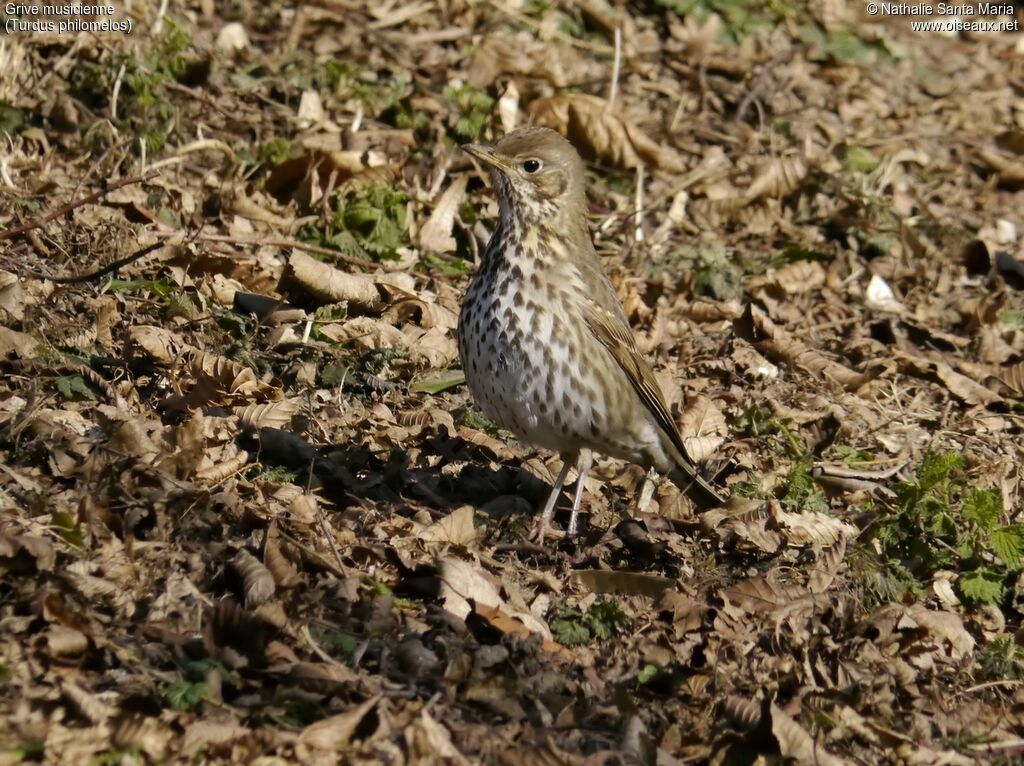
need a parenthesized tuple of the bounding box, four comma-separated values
(0, 170, 160, 243)
(634, 164, 645, 243)
(608, 26, 622, 109)
(735, 48, 795, 123)
(20, 242, 164, 284)
(152, 229, 376, 268)
(110, 61, 127, 121)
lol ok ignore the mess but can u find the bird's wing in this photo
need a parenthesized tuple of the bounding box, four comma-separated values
(581, 297, 688, 461)
(582, 297, 725, 507)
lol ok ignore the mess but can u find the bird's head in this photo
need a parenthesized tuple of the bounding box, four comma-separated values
(462, 127, 586, 225)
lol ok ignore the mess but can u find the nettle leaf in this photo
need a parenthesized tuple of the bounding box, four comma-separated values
(917, 451, 962, 491)
(963, 488, 1003, 531)
(550, 612, 591, 647)
(56, 375, 97, 402)
(958, 568, 1004, 604)
(990, 524, 1024, 569)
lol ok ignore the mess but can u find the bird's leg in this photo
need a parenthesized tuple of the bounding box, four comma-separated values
(532, 456, 575, 541)
(566, 449, 594, 536)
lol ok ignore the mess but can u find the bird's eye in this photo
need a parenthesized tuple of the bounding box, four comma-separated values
(522, 159, 542, 174)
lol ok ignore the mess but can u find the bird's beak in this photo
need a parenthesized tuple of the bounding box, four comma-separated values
(461, 143, 509, 172)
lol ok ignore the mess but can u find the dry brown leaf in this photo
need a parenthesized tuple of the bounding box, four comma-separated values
(297, 696, 382, 753)
(773, 507, 857, 549)
(128, 326, 190, 365)
(895, 352, 1002, 406)
(768, 260, 826, 295)
(233, 399, 300, 431)
(737, 305, 872, 391)
(0, 326, 40, 359)
(999, 361, 1024, 397)
(528, 94, 684, 171)
(405, 710, 473, 766)
(232, 549, 275, 608)
(264, 523, 303, 589)
(419, 174, 467, 254)
(286, 251, 382, 311)
(419, 505, 478, 546)
(899, 604, 975, 661)
(677, 395, 728, 463)
(744, 156, 808, 202)
(770, 703, 849, 766)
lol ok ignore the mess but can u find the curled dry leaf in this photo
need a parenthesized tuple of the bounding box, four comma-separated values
(317, 316, 406, 351)
(231, 549, 276, 608)
(0, 326, 36, 361)
(528, 94, 684, 172)
(769, 260, 826, 295)
(419, 174, 467, 254)
(895, 352, 1002, 406)
(736, 305, 872, 391)
(677, 395, 727, 463)
(186, 349, 281, 403)
(263, 523, 303, 588)
(128, 326, 190, 365)
(233, 399, 300, 431)
(418, 505, 478, 546)
(436, 556, 551, 640)
(406, 710, 473, 766)
(286, 251, 382, 312)
(770, 703, 848, 766)
(297, 695, 382, 754)
(773, 506, 857, 549)
(898, 604, 975, 661)
(744, 156, 808, 202)
(999, 361, 1024, 397)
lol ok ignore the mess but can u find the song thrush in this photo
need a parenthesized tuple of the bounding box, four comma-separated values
(459, 127, 724, 538)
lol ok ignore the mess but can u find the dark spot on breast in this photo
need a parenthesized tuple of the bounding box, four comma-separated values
(529, 273, 542, 290)
(511, 264, 524, 281)
(513, 291, 524, 307)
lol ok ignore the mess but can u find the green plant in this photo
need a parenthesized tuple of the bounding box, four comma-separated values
(655, 0, 803, 40)
(162, 680, 209, 711)
(443, 85, 494, 141)
(874, 452, 1019, 605)
(328, 184, 408, 261)
(550, 601, 631, 646)
(977, 635, 1024, 681)
(54, 375, 97, 402)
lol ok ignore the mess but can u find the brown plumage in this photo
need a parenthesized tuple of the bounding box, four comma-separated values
(458, 127, 724, 537)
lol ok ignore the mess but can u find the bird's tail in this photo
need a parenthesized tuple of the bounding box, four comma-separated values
(668, 460, 725, 510)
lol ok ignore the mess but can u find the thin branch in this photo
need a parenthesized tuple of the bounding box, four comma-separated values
(0, 170, 160, 243)
(608, 26, 622, 108)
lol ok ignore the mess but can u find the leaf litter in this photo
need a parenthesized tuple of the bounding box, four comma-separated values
(0, 2, 1023, 764)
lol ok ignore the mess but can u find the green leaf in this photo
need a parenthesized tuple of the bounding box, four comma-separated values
(410, 370, 466, 394)
(162, 680, 209, 711)
(844, 146, 881, 173)
(55, 375, 97, 402)
(990, 525, 1024, 569)
(585, 601, 631, 640)
(917, 451, 962, 491)
(551, 615, 591, 646)
(998, 310, 1024, 330)
(963, 488, 1002, 531)
(51, 512, 83, 548)
(958, 568, 1004, 604)
(637, 664, 659, 685)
